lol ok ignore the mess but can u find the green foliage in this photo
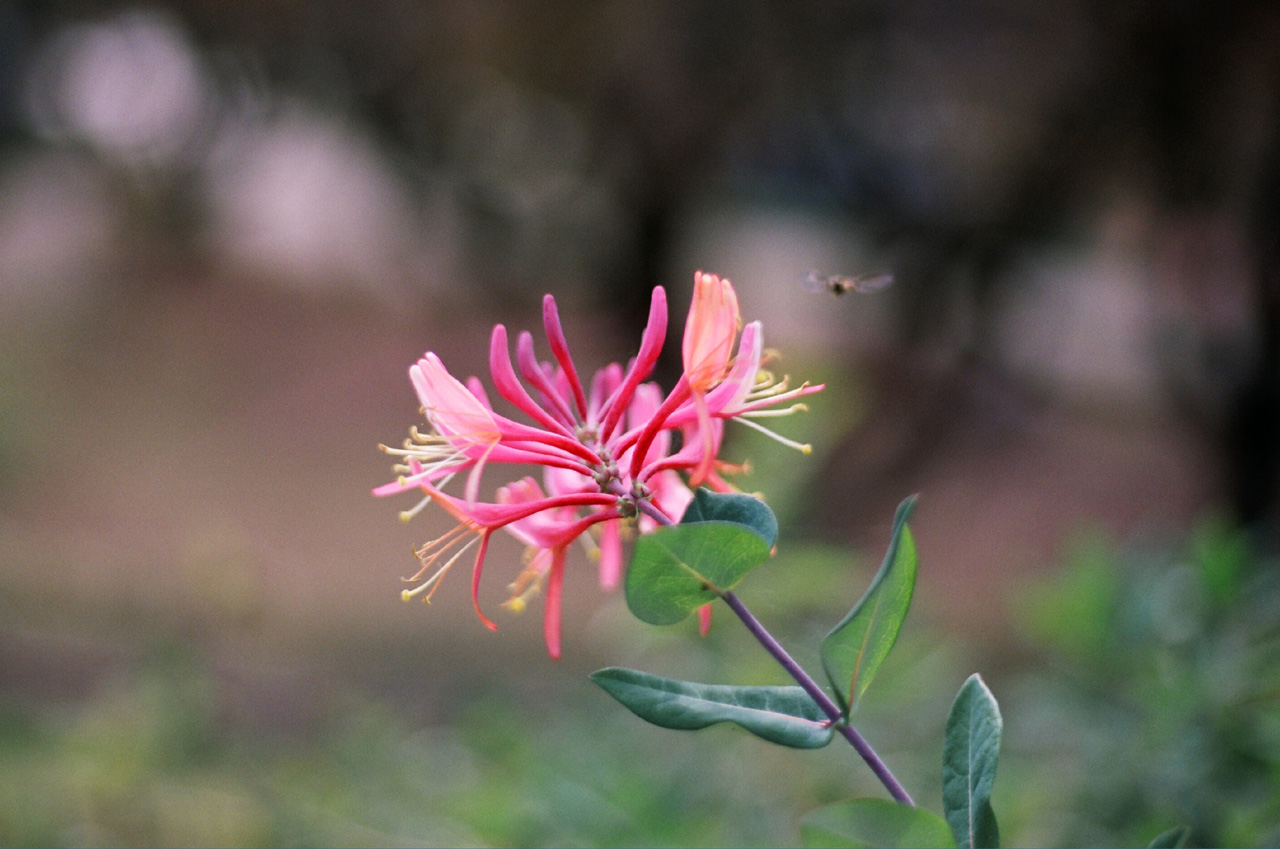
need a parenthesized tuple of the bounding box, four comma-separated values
(820, 496, 918, 716)
(942, 674, 1002, 849)
(0, 641, 855, 848)
(1008, 517, 1280, 848)
(800, 799, 955, 849)
(625, 490, 778, 626)
(680, 487, 779, 548)
(1014, 531, 1120, 664)
(590, 667, 834, 749)
(625, 521, 773, 624)
(1189, 515, 1248, 609)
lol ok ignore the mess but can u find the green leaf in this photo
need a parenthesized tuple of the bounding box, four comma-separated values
(820, 495, 918, 715)
(801, 799, 956, 849)
(943, 674, 1002, 849)
(590, 667, 834, 749)
(625, 521, 772, 625)
(680, 487, 778, 547)
(1146, 826, 1190, 849)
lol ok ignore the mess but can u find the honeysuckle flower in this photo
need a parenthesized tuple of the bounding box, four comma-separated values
(680, 271, 740, 485)
(376, 271, 823, 657)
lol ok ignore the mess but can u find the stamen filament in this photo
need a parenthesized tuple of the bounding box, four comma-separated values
(402, 533, 480, 602)
(738, 403, 809, 418)
(733, 415, 812, 453)
(409, 522, 474, 578)
(399, 492, 435, 522)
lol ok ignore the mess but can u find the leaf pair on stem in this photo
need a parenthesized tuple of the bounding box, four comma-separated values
(593, 490, 997, 847)
(604, 490, 916, 731)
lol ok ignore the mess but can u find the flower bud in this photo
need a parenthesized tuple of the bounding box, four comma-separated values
(682, 271, 741, 392)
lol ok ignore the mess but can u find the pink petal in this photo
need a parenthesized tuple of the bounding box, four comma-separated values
(599, 286, 668, 440)
(688, 391, 716, 487)
(589, 363, 624, 423)
(471, 533, 498, 631)
(682, 272, 740, 392)
(706, 320, 763, 412)
(542, 294, 589, 419)
(625, 377, 690, 480)
(663, 321, 763, 429)
(543, 548, 567, 658)
(488, 325, 575, 437)
(425, 479, 615, 532)
(598, 518, 622, 590)
(517, 330, 577, 427)
(410, 353, 500, 448)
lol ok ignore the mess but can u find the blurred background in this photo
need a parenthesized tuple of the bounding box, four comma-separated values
(1, 1, 1278, 846)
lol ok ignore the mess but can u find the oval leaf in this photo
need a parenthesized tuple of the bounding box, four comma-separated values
(801, 799, 956, 849)
(943, 674, 1002, 849)
(625, 521, 772, 625)
(820, 496, 918, 715)
(590, 667, 834, 749)
(680, 488, 778, 547)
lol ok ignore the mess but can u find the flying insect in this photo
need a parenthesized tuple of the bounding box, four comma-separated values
(803, 270, 894, 295)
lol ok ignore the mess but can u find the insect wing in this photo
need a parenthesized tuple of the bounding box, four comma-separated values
(803, 270, 831, 293)
(848, 273, 894, 293)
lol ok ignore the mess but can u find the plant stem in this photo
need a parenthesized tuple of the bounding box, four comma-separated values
(630, 493, 914, 805)
(720, 591, 914, 806)
(633, 495, 676, 526)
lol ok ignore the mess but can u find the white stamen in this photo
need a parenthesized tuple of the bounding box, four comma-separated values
(739, 403, 808, 418)
(733, 415, 812, 454)
(399, 492, 435, 522)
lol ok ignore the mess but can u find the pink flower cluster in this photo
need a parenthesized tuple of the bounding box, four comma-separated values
(375, 272, 822, 657)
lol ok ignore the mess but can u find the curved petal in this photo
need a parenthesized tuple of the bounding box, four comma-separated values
(470, 532, 498, 631)
(411, 353, 500, 450)
(599, 285, 668, 440)
(543, 294, 589, 419)
(682, 271, 740, 392)
(543, 549, 567, 658)
(489, 325, 575, 438)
